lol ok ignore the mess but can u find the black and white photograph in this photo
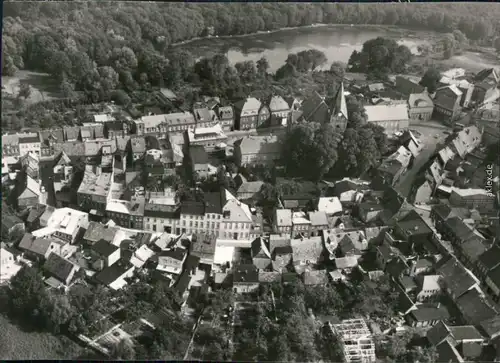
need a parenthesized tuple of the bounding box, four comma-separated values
(1, 2, 500, 362)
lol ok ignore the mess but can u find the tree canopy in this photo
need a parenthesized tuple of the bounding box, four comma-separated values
(419, 68, 442, 93)
(348, 37, 413, 79)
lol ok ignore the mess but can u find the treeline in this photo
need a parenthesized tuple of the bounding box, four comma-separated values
(2, 3, 499, 97)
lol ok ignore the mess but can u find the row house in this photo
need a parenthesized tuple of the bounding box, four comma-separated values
(215, 105, 234, 131)
(234, 97, 262, 130)
(106, 198, 146, 230)
(52, 151, 73, 186)
(476, 245, 500, 283)
(233, 135, 281, 167)
(449, 188, 496, 213)
(105, 120, 129, 139)
(192, 106, 219, 129)
(135, 112, 196, 138)
(485, 264, 500, 302)
(77, 165, 114, 214)
(269, 95, 291, 127)
(37, 207, 89, 244)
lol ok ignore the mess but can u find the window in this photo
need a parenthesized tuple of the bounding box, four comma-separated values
(233, 233, 238, 239)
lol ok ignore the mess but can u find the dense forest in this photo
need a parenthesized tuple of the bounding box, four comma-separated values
(2, 2, 500, 100)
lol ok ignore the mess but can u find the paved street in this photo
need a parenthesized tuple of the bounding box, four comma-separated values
(394, 121, 452, 198)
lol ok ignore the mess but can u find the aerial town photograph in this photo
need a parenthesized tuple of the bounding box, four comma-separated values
(1, 2, 499, 362)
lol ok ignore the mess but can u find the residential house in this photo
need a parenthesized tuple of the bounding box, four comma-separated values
(83, 221, 119, 246)
(129, 137, 146, 164)
(237, 181, 263, 201)
(43, 253, 79, 286)
(144, 203, 180, 234)
(480, 315, 500, 342)
(215, 105, 234, 131)
(94, 262, 135, 290)
(332, 178, 369, 203)
(410, 258, 434, 276)
(269, 95, 291, 127)
(394, 76, 425, 96)
(394, 209, 434, 248)
(364, 103, 410, 134)
(37, 207, 89, 244)
(427, 321, 484, 351)
(455, 288, 497, 327)
(157, 248, 187, 275)
(192, 106, 218, 128)
(337, 230, 368, 257)
(413, 180, 433, 204)
(189, 232, 216, 265)
(90, 239, 121, 271)
(449, 188, 496, 213)
(233, 264, 259, 293)
(17, 174, 41, 208)
(19, 151, 39, 179)
(129, 245, 155, 269)
(290, 236, 324, 271)
(435, 340, 465, 363)
(234, 97, 261, 130)
(2, 212, 25, 241)
(485, 264, 500, 302)
(406, 304, 450, 327)
(18, 233, 64, 262)
(52, 151, 73, 186)
(438, 258, 480, 300)
(303, 270, 329, 286)
(233, 135, 281, 167)
(106, 198, 145, 230)
(433, 85, 463, 124)
(335, 256, 359, 273)
(308, 211, 329, 237)
(25, 204, 47, 232)
(77, 165, 113, 213)
(476, 245, 500, 282)
(269, 234, 292, 272)
(358, 202, 384, 223)
(375, 146, 413, 186)
(257, 104, 271, 128)
(251, 237, 272, 271)
(0, 243, 22, 282)
(104, 121, 129, 139)
(274, 209, 292, 235)
(291, 211, 312, 238)
(399, 275, 418, 294)
(316, 197, 343, 216)
(408, 92, 434, 122)
(416, 275, 442, 302)
(451, 126, 482, 159)
(376, 240, 398, 270)
(187, 145, 209, 179)
(18, 132, 41, 156)
(399, 130, 425, 157)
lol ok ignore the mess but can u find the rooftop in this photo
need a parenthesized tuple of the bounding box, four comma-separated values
(77, 167, 113, 197)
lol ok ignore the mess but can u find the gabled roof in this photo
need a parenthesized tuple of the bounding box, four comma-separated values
(436, 340, 465, 363)
(335, 256, 359, 269)
(234, 97, 261, 115)
(427, 321, 452, 346)
(456, 288, 497, 326)
(290, 236, 324, 263)
(269, 95, 290, 112)
(269, 234, 291, 254)
(43, 253, 78, 284)
(477, 245, 500, 272)
(18, 233, 54, 257)
(91, 239, 119, 257)
(480, 315, 500, 339)
(301, 91, 331, 123)
(364, 103, 410, 122)
(233, 264, 259, 284)
(438, 258, 478, 299)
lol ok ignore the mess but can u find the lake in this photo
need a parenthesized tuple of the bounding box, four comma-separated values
(176, 25, 430, 72)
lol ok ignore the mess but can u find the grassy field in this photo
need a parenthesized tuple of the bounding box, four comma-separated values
(0, 314, 96, 360)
